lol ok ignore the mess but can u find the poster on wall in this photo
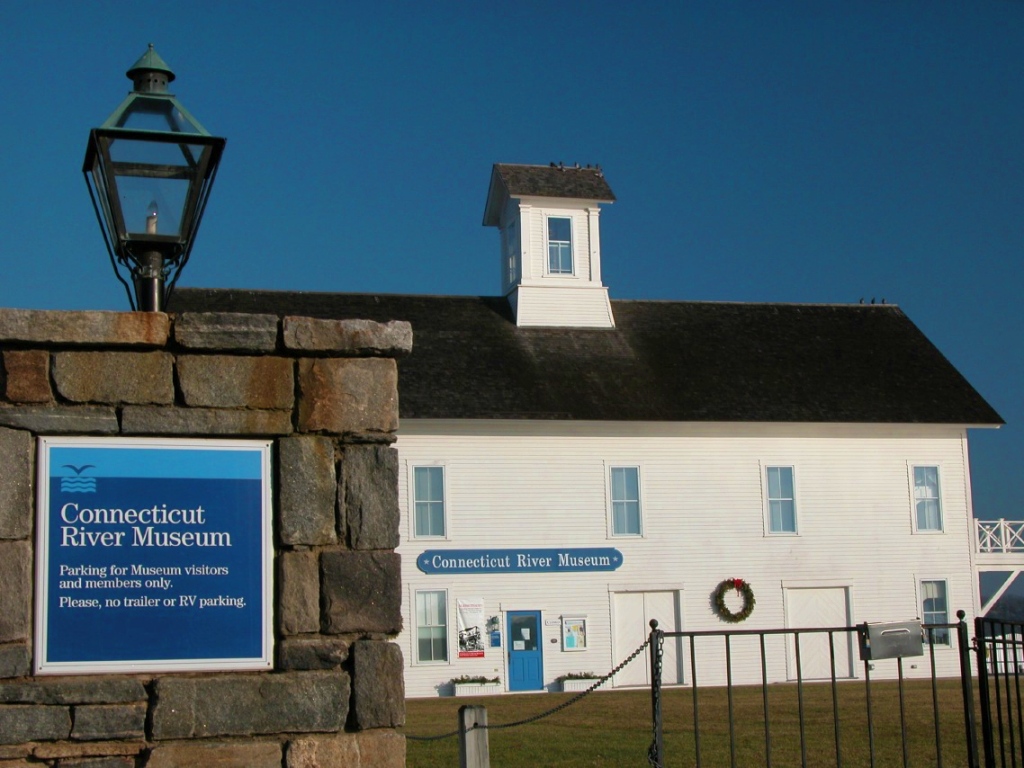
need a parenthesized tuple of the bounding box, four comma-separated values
(34, 437, 273, 675)
(563, 617, 587, 651)
(457, 598, 486, 658)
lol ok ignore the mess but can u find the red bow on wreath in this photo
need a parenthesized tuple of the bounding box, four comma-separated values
(732, 578, 745, 589)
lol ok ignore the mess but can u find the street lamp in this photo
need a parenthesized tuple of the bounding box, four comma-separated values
(83, 45, 225, 311)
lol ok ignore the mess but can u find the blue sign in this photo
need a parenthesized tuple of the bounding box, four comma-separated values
(417, 548, 623, 575)
(35, 438, 273, 674)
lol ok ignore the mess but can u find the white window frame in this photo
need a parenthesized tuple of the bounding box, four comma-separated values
(608, 464, 643, 537)
(909, 463, 944, 533)
(763, 464, 798, 535)
(546, 215, 574, 276)
(411, 464, 448, 539)
(414, 588, 451, 664)
(918, 578, 952, 647)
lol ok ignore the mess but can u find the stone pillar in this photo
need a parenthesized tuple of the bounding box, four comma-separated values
(0, 309, 412, 767)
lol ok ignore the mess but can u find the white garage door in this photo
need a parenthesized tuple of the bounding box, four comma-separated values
(785, 587, 853, 680)
(612, 591, 682, 687)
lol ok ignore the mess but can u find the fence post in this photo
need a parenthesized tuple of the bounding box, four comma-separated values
(976, 616, 996, 768)
(459, 704, 489, 768)
(650, 619, 664, 767)
(957, 610, 981, 768)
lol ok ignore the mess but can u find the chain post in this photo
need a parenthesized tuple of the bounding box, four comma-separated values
(649, 619, 664, 766)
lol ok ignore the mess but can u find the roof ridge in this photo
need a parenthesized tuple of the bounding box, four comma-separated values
(178, 287, 901, 309)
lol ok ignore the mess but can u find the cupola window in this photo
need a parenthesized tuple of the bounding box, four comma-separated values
(547, 217, 573, 275)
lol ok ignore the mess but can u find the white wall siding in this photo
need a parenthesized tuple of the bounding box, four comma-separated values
(510, 285, 614, 328)
(397, 421, 977, 697)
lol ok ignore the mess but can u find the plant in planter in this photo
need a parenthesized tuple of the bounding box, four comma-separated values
(449, 674, 502, 697)
(555, 672, 602, 692)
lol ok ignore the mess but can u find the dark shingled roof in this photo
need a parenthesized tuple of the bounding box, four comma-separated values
(174, 288, 1002, 426)
(483, 164, 615, 226)
(494, 163, 615, 201)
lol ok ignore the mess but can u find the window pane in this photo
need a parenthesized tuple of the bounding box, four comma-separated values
(921, 580, 949, 644)
(914, 466, 942, 531)
(548, 217, 571, 241)
(611, 467, 641, 535)
(415, 466, 443, 501)
(548, 217, 573, 274)
(917, 500, 940, 531)
(414, 467, 445, 536)
(767, 467, 796, 533)
(511, 615, 538, 651)
(611, 467, 625, 499)
(549, 242, 572, 273)
(778, 467, 794, 498)
(915, 466, 939, 495)
(416, 591, 448, 662)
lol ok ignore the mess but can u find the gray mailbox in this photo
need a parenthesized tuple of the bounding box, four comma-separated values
(857, 621, 924, 661)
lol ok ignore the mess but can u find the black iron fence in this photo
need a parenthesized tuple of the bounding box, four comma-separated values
(407, 612, 1024, 767)
(976, 616, 1024, 768)
(647, 613, 979, 768)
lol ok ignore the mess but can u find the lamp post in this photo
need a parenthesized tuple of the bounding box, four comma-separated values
(83, 45, 225, 311)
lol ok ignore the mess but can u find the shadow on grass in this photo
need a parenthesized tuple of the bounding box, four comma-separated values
(405, 679, 977, 767)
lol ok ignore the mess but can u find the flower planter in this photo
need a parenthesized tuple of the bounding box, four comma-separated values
(453, 682, 503, 697)
(560, 678, 601, 692)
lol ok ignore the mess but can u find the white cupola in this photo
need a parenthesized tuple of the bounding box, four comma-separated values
(482, 163, 615, 328)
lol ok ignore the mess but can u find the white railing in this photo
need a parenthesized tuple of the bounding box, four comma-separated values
(976, 519, 1024, 553)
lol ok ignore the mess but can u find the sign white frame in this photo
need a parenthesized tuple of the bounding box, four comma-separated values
(34, 436, 274, 675)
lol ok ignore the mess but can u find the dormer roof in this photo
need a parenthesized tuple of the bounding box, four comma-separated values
(483, 163, 616, 226)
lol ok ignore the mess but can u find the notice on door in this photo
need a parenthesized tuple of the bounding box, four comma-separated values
(34, 437, 273, 675)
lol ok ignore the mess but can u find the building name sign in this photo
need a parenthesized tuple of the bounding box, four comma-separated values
(417, 547, 623, 575)
(35, 437, 273, 675)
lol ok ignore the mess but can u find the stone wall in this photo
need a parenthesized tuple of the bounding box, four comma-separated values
(0, 309, 411, 768)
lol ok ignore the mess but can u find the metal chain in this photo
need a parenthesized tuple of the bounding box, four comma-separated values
(405, 728, 462, 742)
(481, 635, 652, 731)
(401, 636, 653, 741)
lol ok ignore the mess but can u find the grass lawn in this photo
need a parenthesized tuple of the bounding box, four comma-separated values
(404, 679, 979, 767)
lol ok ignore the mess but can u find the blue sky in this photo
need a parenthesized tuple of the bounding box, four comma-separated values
(2, 1, 1021, 519)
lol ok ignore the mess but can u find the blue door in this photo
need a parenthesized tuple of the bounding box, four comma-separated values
(507, 610, 544, 691)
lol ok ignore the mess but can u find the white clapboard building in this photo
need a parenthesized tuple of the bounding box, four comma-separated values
(179, 163, 1003, 697)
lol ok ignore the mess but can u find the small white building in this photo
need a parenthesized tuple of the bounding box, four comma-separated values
(179, 163, 1003, 697)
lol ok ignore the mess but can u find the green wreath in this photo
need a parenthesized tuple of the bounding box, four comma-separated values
(714, 578, 756, 623)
